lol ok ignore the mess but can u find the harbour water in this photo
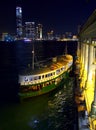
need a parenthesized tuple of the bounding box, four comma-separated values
(0, 40, 78, 130)
(0, 78, 76, 130)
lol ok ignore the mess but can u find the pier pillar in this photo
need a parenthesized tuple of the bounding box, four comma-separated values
(80, 43, 83, 65)
(80, 44, 88, 88)
(89, 69, 96, 130)
(90, 47, 96, 118)
(77, 41, 80, 58)
(84, 44, 88, 74)
(82, 44, 85, 67)
(85, 44, 93, 88)
(80, 43, 85, 77)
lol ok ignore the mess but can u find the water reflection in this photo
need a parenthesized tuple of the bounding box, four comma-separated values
(0, 78, 75, 130)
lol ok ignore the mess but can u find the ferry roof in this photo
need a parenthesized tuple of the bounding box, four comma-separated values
(19, 55, 73, 76)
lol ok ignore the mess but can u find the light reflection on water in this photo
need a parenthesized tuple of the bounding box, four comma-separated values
(0, 79, 75, 130)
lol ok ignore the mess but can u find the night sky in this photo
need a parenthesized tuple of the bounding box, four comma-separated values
(0, 0, 96, 35)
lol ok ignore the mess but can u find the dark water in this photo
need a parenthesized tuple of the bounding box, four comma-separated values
(0, 40, 78, 130)
(0, 78, 76, 130)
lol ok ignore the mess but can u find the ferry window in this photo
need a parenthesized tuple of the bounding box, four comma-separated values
(48, 73, 51, 77)
(34, 76, 41, 80)
(42, 75, 44, 78)
(24, 77, 28, 82)
(34, 77, 37, 80)
(61, 67, 64, 70)
(39, 76, 41, 79)
(48, 73, 50, 77)
(62, 66, 65, 70)
(56, 69, 60, 74)
(45, 74, 48, 78)
(29, 77, 33, 81)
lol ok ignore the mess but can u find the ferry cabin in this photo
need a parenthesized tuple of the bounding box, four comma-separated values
(19, 60, 73, 87)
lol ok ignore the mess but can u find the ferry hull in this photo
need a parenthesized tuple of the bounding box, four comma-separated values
(18, 68, 71, 101)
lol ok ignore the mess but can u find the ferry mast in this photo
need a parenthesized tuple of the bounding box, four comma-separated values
(32, 43, 34, 70)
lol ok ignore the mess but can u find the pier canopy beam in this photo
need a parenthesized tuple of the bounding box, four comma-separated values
(79, 10, 96, 40)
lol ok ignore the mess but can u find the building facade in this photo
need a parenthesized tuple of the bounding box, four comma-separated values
(36, 24, 43, 40)
(25, 22, 35, 40)
(16, 7, 23, 38)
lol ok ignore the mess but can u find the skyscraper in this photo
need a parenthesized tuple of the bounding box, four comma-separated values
(25, 22, 35, 40)
(16, 6, 23, 38)
(47, 30, 54, 40)
(36, 24, 43, 40)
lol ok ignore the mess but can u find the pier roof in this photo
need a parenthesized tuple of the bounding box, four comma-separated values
(79, 9, 96, 39)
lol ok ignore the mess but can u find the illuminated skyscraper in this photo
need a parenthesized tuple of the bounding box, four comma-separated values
(16, 6, 23, 38)
(36, 24, 43, 40)
(47, 30, 54, 40)
(25, 22, 35, 40)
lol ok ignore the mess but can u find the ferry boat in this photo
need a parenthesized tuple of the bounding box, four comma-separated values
(18, 54, 73, 100)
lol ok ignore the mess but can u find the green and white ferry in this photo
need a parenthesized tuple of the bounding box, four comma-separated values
(18, 54, 73, 100)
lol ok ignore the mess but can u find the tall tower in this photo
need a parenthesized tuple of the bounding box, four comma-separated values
(36, 24, 43, 40)
(16, 6, 23, 38)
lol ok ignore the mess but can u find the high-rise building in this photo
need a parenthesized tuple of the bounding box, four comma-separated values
(47, 30, 54, 40)
(65, 32, 72, 39)
(36, 24, 42, 40)
(2, 33, 15, 42)
(16, 6, 23, 38)
(2, 33, 8, 41)
(25, 22, 35, 40)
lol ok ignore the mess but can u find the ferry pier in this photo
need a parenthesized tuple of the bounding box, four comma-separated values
(75, 10, 96, 130)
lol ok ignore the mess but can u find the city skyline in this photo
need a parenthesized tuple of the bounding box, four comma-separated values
(0, 0, 96, 35)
